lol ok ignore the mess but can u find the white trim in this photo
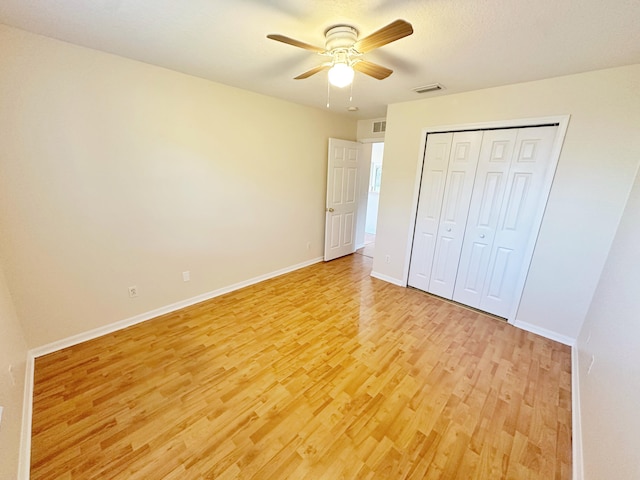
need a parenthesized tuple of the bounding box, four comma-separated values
(416, 115, 570, 134)
(513, 319, 576, 347)
(370, 271, 405, 287)
(358, 137, 385, 144)
(19, 256, 324, 479)
(16, 255, 581, 478)
(572, 345, 584, 480)
(18, 354, 34, 480)
(401, 127, 430, 285)
(30, 256, 324, 358)
(403, 115, 571, 327)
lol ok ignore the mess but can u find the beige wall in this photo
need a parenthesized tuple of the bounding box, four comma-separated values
(0, 25, 357, 349)
(373, 64, 640, 341)
(576, 163, 640, 479)
(357, 117, 386, 142)
(0, 264, 28, 480)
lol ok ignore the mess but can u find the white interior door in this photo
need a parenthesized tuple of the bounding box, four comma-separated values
(476, 126, 558, 317)
(408, 132, 453, 290)
(324, 138, 361, 261)
(453, 129, 518, 308)
(428, 131, 483, 298)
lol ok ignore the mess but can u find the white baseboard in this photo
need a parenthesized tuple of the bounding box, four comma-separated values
(572, 345, 584, 480)
(19, 257, 582, 480)
(18, 354, 34, 480)
(370, 271, 405, 287)
(30, 257, 323, 358)
(513, 319, 576, 347)
(514, 322, 582, 478)
(19, 256, 323, 478)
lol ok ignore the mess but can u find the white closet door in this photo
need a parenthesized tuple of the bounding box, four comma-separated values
(408, 124, 559, 319)
(479, 126, 558, 317)
(453, 129, 518, 308)
(428, 131, 483, 299)
(407, 133, 453, 291)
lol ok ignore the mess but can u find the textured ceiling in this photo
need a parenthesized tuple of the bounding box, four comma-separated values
(1, 0, 639, 118)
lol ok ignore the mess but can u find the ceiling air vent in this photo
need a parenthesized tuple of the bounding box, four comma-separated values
(372, 121, 386, 133)
(413, 83, 444, 94)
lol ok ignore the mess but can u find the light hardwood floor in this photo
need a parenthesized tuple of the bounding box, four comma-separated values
(31, 254, 571, 479)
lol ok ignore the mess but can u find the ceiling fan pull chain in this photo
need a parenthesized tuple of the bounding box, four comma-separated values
(326, 77, 331, 108)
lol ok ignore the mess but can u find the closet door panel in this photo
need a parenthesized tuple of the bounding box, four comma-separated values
(409, 123, 560, 320)
(480, 126, 558, 317)
(408, 133, 453, 290)
(453, 130, 518, 308)
(428, 131, 483, 299)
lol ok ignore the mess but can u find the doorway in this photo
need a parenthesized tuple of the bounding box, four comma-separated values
(357, 142, 383, 258)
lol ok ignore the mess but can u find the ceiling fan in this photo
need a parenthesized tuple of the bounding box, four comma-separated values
(267, 19, 413, 88)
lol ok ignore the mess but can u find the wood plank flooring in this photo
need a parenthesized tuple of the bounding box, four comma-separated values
(30, 254, 572, 479)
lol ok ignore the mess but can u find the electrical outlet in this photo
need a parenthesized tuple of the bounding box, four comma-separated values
(385, 255, 391, 264)
(182, 271, 190, 282)
(128, 286, 138, 298)
(306, 242, 311, 250)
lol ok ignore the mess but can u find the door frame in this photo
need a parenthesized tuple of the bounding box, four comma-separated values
(402, 115, 571, 325)
(356, 140, 385, 251)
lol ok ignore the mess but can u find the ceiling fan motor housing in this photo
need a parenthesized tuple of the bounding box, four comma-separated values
(324, 25, 358, 52)
(267, 19, 412, 82)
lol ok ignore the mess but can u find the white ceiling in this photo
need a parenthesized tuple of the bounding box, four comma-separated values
(1, 0, 638, 119)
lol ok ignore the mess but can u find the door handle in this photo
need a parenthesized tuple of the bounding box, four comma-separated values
(326, 207, 335, 212)
(479, 234, 485, 238)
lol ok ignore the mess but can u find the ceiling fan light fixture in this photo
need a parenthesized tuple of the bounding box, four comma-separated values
(328, 63, 354, 88)
(268, 19, 413, 91)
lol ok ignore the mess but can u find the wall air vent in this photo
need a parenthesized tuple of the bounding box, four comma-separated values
(372, 121, 386, 133)
(413, 83, 445, 94)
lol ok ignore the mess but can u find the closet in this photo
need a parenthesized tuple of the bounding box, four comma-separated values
(408, 124, 558, 318)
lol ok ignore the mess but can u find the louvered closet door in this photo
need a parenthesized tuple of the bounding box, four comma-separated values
(475, 125, 558, 317)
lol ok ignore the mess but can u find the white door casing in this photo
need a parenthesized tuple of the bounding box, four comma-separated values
(324, 138, 361, 261)
(427, 131, 483, 299)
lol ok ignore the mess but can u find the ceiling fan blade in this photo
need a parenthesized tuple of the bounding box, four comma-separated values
(294, 64, 330, 79)
(353, 60, 393, 80)
(354, 19, 413, 53)
(266, 34, 325, 53)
